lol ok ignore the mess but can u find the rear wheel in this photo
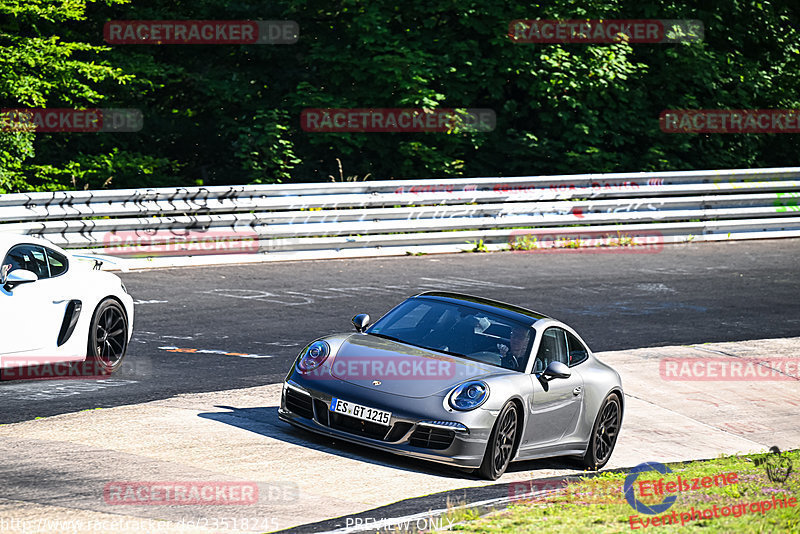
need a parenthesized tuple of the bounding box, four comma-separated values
(580, 394, 621, 470)
(87, 298, 129, 374)
(477, 402, 518, 480)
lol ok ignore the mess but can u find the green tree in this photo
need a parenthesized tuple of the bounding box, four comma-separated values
(0, 0, 133, 193)
(2, 0, 799, 192)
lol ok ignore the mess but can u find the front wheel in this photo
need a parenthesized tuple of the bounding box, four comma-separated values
(580, 394, 621, 470)
(87, 298, 129, 374)
(477, 402, 518, 480)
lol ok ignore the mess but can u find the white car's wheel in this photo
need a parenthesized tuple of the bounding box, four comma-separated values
(87, 298, 129, 374)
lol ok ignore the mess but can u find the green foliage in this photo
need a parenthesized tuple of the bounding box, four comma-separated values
(0, 0, 134, 193)
(27, 148, 184, 191)
(469, 239, 489, 253)
(0, 122, 34, 192)
(233, 109, 299, 184)
(1, 0, 799, 192)
(509, 234, 539, 250)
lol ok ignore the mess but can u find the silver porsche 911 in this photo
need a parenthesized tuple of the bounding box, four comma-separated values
(279, 291, 623, 479)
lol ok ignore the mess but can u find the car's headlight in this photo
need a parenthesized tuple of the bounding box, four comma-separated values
(120, 281, 128, 294)
(448, 381, 489, 411)
(296, 340, 330, 373)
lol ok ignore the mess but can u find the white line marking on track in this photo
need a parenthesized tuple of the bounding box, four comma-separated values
(419, 276, 525, 290)
(203, 277, 526, 306)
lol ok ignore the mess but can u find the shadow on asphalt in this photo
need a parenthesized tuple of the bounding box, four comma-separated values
(198, 405, 581, 481)
(198, 405, 472, 478)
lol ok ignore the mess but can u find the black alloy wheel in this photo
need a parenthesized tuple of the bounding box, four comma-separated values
(478, 402, 519, 480)
(581, 394, 621, 470)
(87, 298, 128, 374)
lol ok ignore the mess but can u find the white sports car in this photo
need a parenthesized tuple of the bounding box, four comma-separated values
(0, 235, 134, 376)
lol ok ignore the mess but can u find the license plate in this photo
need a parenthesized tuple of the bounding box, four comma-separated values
(330, 397, 391, 426)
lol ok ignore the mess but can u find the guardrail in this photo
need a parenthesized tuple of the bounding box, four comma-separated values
(1, 167, 798, 268)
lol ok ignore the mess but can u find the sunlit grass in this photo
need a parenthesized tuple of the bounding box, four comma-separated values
(451, 451, 799, 533)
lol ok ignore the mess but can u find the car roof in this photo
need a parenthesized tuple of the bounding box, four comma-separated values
(0, 234, 30, 252)
(414, 291, 551, 324)
(0, 234, 65, 253)
(0, 234, 21, 248)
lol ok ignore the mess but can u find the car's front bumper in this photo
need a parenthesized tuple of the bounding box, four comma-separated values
(278, 377, 496, 469)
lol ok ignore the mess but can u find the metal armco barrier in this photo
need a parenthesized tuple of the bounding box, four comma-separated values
(0, 167, 798, 269)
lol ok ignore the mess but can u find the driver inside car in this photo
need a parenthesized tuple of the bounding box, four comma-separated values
(498, 326, 531, 371)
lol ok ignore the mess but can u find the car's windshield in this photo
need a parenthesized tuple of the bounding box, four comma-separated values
(368, 298, 535, 372)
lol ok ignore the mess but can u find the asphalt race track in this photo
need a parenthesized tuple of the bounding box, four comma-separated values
(1, 239, 800, 533)
(2, 239, 800, 424)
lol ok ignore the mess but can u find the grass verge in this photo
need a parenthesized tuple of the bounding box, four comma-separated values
(449, 450, 799, 533)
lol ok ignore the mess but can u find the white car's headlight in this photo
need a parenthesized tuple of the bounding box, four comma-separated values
(448, 381, 489, 411)
(120, 281, 128, 294)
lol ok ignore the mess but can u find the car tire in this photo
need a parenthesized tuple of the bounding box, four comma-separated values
(580, 393, 621, 470)
(477, 402, 518, 480)
(86, 298, 129, 375)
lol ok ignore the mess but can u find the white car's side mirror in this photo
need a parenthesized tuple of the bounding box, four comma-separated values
(3, 269, 38, 290)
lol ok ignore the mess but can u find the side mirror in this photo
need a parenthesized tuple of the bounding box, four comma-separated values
(352, 313, 370, 333)
(541, 361, 571, 381)
(3, 269, 38, 291)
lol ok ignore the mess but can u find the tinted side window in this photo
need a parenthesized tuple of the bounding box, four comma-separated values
(533, 327, 568, 372)
(567, 331, 589, 367)
(3, 244, 50, 279)
(45, 248, 69, 277)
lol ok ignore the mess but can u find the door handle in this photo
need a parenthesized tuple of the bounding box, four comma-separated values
(573, 386, 582, 396)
